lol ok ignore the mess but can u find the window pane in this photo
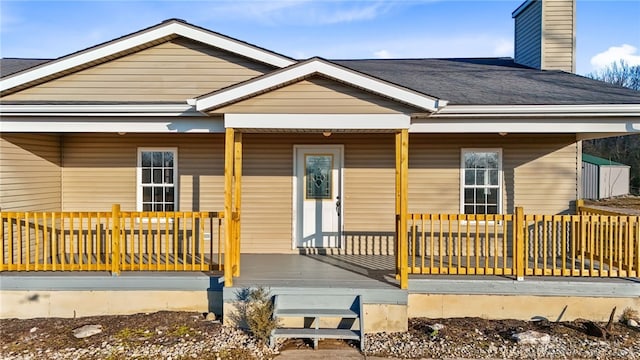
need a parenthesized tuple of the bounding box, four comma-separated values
(142, 169, 151, 184)
(464, 189, 474, 204)
(489, 170, 499, 185)
(464, 170, 475, 185)
(164, 169, 173, 184)
(486, 152, 498, 168)
(464, 153, 475, 168)
(476, 169, 485, 185)
(142, 152, 151, 167)
(476, 205, 486, 214)
(155, 203, 163, 211)
(165, 187, 174, 202)
(165, 204, 174, 211)
(153, 152, 162, 167)
(164, 152, 174, 167)
(487, 206, 498, 214)
(475, 188, 485, 203)
(154, 187, 163, 202)
(487, 189, 498, 204)
(464, 205, 474, 214)
(143, 203, 152, 211)
(143, 187, 152, 202)
(153, 169, 162, 184)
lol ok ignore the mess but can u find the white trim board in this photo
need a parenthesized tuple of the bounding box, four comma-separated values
(410, 119, 640, 133)
(224, 113, 411, 130)
(0, 117, 225, 133)
(429, 104, 640, 117)
(196, 58, 441, 112)
(0, 103, 200, 116)
(0, 20, 294, 93)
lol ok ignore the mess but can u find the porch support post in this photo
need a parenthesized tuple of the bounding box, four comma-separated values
(394, 132, 401, 278)
(233, 132, 243, 277)
(395, 129, 409, 289)
(224, 127, 235, 286)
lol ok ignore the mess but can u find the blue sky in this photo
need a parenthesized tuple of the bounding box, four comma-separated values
(1, 0, 639, 75)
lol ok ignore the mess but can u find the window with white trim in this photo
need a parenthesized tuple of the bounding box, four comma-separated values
(461, 149, 502, 215)
(137, 148, 177, 211)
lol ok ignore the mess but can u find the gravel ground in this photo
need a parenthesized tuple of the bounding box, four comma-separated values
(2, 311, 639, 359)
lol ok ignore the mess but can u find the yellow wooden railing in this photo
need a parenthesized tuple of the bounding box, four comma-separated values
(407, 213, 516, 276)
(576, 203, 639, 278)
(406, 208, 639, 281)
(1, 205, 224, 273)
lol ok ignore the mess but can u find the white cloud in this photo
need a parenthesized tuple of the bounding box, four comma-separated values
(195, 0, 391, 26)
(374, 49, 392, 58)
(492, 39, 513, 57)
(316, 2, 387, 24)
(590, 44, 640, 70)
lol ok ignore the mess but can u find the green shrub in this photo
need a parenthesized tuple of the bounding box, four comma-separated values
(232, 287, 280, 344)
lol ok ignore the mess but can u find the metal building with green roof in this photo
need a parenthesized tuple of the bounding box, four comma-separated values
(582, 154, 630, 200)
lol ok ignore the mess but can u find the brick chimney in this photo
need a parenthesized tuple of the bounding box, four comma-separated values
(512, 0, 576, 73)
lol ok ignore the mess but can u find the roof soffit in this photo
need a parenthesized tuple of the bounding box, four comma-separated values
(0, 20, 295, 95)
(195, 58, 442, 113)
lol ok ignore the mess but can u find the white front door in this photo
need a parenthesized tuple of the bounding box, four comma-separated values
(293, 145, 343, 248)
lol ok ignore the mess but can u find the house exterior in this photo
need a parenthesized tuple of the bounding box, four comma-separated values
(1, 0, 639, 287)
(2, 0, 640, 330)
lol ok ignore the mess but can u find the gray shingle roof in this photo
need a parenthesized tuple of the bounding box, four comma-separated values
(1, 58, 52, 78)
(333, 58, 640, 105)
(2, 56, 639, 106)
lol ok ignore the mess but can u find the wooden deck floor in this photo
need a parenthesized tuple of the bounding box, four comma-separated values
(233, 254, 399, 289)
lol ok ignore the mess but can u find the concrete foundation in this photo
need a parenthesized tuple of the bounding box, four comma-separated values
(0, 290, 216, 319)
(408, 293, 640, 321)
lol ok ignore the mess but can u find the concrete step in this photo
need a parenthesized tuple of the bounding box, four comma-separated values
(270, 294, 364, 350)
(272, 328, 361, 340)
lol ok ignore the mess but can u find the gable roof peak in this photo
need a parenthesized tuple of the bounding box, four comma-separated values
(0, 19, 295, 94)
(195, 56, 444, 112)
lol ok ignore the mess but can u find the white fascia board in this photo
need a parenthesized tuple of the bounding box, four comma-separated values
(196, 59, 439, 112)
(0, 103, 201, 116)
(0, 22, 294, 92)
(0, 117, 224, 133)
(410, 118, 640, 133)
(224, 113, 410, 129)
(431, 104, 640, 117)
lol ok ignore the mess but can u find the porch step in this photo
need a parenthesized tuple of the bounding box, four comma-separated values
(269, 294, 364, 350)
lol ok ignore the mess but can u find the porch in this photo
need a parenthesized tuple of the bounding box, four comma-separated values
(1, 253, 637, 322)
(1, 204, 638, 288)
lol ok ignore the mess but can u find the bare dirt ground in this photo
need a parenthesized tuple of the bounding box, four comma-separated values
(584, 195, 640, 213)
(2, 311, 640, 359)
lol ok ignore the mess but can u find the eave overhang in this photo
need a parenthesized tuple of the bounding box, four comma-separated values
(412, 104, 640, 134)
(0, 103, 203, 117)
(0, 103, 221, 133)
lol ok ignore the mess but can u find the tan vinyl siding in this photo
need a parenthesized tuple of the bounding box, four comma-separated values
(541, 0, 575, 72)
(2, 38, 274, 102)
(50, 132, 577, 254)
(240, 133, 397, 254)
(409, 134, 578, 215)
(0, 134, 62, 211)
(214, 76, 416, 114)
(342, 135, 396, 255)
(514, 0, 542, 69)
(61, 134, 224, 212)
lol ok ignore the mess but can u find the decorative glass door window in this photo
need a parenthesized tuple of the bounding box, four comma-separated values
(461, 149, 501, 215)
(138, 149, 177, 211)
(305, 154, 333, 199)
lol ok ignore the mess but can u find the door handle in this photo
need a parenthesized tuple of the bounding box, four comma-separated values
(336, 196, 341, 216)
